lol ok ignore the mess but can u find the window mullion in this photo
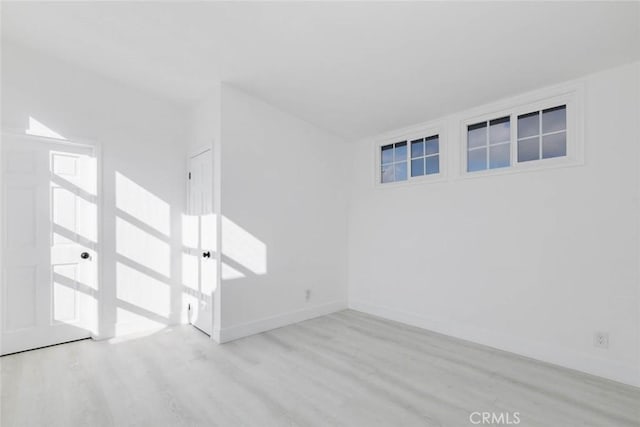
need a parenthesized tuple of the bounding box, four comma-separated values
(511, 113, 517, 166)
(406, 140, 411, 179)
(538, 111, 543, 160)
(485, 121, 490, 170)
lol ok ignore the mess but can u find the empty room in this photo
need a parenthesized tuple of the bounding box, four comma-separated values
(1, 1, 639, 426)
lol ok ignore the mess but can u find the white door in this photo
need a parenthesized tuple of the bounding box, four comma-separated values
(185, 149, 215, 335)
(1, 134, 99, 355)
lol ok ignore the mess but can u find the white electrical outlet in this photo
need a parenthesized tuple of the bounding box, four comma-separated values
(305, 289, 311, 302)
(594, 332, 609, 349)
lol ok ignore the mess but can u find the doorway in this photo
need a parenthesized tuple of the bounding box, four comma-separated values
(1, 133, 100, 355)
(185, 148, 215, 336)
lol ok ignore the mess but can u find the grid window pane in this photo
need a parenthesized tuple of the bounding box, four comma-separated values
(381, 145, 394, 165)
(542, 132, 566, 159)
(489, 117, 510, 144)
(468, 122, 487, 149)
(518, 112, 539, 139)
(395, 161, 407, 181)
(381, 164, 394, 183)
(394, 142, 407, 162)
(489, 143, 510, 169)
(468, 148, 487, 172)
(425, 136, 439, 155)
(518, 137, 540, 162)
(426, 155, 439, 175)
(411, 139, 424, 158)
(411, 158, 424, 177)
(542, 105, 566, 134)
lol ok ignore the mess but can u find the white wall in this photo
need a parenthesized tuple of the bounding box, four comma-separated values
(1, 40, 189, 338)
(4, 38, 637, 388)
(348, 61, 640, 386)
(217, 84, 349, 341)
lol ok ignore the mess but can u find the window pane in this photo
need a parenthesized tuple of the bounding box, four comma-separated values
(542, 105, 566, 134)
(381, 145, 394, 165)
(425, 136, 439, 155)
(468, 122, 486, 149)
(394, 142, 407, 162)
(381, 164, 394, 183)
(518, 111, 539, 139)
(518, 137, 540, 162)
(411, 158, 424, 177)
(489, 116, 510, 144)
(411, 139, 424, 158)
(395, 161, 407, 181)
(489, 143, 510, 169)
(467, 148, 487, 172)
(426, 155, 439, 175)
(542, 132, 566, 159)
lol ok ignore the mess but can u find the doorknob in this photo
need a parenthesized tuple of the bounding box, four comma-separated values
(202, 251, 211, 258)
(80, 252, 91, 260)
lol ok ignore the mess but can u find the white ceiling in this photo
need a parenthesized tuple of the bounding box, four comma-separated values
(2, 2, 639, 139)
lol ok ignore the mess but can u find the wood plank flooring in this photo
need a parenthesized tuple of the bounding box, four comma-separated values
(1, 310, 639, 426)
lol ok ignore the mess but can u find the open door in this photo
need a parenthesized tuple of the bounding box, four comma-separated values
(1, 134, 99, 355)
(184, 148, 215, 335)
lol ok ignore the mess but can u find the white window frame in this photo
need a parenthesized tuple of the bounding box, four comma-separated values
(460, 84, 584, 179)
(374, 123, 446, 188)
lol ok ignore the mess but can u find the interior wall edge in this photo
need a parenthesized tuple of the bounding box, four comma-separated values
(349, 299, 640, 388)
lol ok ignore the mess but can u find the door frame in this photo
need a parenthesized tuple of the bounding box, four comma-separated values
(0, 130, 104, 342)
(186, 143, 217, 336)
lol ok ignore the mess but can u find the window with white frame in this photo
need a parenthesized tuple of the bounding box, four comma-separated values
(465, 102, 570, 174)
(380, 134, 440, 184)
(411, 135, 439, 177)
(381, 141, 407, 183)
(467, 116, 511, 172)
(517, 105, 566, 162)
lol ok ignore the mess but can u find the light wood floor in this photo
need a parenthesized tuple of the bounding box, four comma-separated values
(1, 310, 639, 426)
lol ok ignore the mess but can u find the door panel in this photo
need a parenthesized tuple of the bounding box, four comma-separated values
(5, 267, 37, 331)
(6, 187, 36, 246)
(1, 134, 99, 355)
(52, 264, 79, 323)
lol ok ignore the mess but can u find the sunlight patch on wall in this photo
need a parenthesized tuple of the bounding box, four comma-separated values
(222, 216, 267, 275)
(26, 117, 66, 140)
(116, 262, 170, 317)
(116, 172, 170, 236)
(116, 217, 170, 278)
(222, 263, 244, 280)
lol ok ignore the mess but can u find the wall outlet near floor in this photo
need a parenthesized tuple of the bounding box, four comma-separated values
(594, 332, 609, 349)
(305, 289, 311, 302)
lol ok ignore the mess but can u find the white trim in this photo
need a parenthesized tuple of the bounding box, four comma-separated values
(349, 299, 640, 388)
(217, 300, 347, 343)
(373, 121, 447, 188)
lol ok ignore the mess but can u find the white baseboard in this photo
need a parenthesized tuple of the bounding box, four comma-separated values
(218, 300, 347, 343)
(349, 300, 640, 388)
